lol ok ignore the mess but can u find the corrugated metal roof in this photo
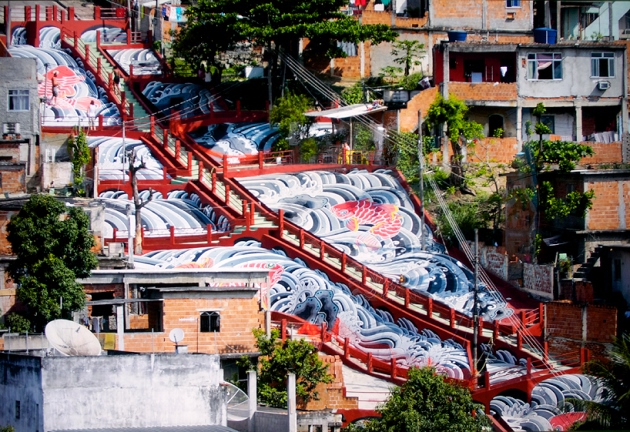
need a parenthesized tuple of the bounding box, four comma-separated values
(52, 426, 239, 432)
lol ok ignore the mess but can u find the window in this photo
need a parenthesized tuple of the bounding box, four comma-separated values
(8, 90, 29, 111)
(200, 311, 220, 332)
(591, 52, 615, 77)
(527, 53, 562, 80)
(506, 0, 521, 7)
(489, 114, 504, 137)
(540, 115, 555, 133)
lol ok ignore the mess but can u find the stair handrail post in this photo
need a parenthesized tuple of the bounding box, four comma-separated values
(198, 160, 204, 182)
(96, 30, 101, 48)
(97, 57, 102, 77)
(249, 202, 255, 226)
(150, 116, 155, 136)
(35, 5, 41, 22)
(223, 154, 228, 175)
(427, 297, 433, 318)
(224, 184, 230, 205)
(278, 209, 284, 238)
(129, 64, 134, 77)
(206, 224, 212, 243)
(68, 6, 75, 20)
(211, 172, 216, 194)
(74, 30, 78, 49)
(258, 151, 263, 169)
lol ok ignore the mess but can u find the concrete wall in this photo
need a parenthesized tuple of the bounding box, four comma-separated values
(517, 46, 625, 99)
(0, 354, 45, 432)
(0, 58, 40, 142)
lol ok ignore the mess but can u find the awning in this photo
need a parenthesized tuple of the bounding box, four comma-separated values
(305, 103, 387, 119)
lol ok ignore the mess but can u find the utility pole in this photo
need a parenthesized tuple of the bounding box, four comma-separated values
(473, 229, 480, 378)
(417, 110, 425, 250)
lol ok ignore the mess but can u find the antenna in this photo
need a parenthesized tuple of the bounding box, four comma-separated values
(169, 328, 185, 351)
(45, 320, 101, 356)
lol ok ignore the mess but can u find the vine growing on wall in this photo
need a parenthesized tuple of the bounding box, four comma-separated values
(69, 129, 91, 196)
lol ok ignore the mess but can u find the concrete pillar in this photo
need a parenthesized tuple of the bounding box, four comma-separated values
(360, 42, 365, 78)
(575, 105, 583, 142)
(248, 370, 257, 432)
(116, 305, 125, 351)
(482, 0, 487, 30)
(287, 373, 297, 432)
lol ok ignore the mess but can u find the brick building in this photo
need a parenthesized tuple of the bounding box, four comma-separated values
(0, 58, 41, 194)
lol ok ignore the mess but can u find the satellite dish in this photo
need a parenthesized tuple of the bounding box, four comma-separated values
(45, 319, 102, 356)
(169, 328, 185, 344)
(222, 381, 250, 421)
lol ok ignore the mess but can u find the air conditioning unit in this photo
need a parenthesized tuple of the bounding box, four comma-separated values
(598, 81, 611, 90)
(2, 123, 20, 137)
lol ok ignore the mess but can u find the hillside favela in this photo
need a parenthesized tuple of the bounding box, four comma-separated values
(1, 0, 630, 431)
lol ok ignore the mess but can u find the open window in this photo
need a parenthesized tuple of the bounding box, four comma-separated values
(591, 52, 615, 78)
(200, 311, 221, 332)
(527, 53, 562, 80)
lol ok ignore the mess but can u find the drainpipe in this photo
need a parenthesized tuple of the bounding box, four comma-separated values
(287, 373, 297, 432)
(248, 370, 257, 432)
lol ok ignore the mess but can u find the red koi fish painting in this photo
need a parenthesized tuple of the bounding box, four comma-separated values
(331, 199, 403, 239)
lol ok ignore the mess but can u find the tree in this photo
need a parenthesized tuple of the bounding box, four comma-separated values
(391, 39, 425, 76)
(7, 195, 97, 331)
(510, 103, 594, 257)
(425, 95, 484, 191)
(127, 148, 154, 256)
(241, 328, 332, 408)
(68, 129, 91, 197)
(173, 0, 398, 99)
(269, 92, 313, 147)
(573, 332, 630, 429)
(362, 367, 490, 432)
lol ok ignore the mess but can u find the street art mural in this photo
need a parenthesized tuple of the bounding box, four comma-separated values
(188, 123, 280, 160)
(142, 81, 217, 118)
(490, 374, 604, 431)
(81, 26, 127, 43)
(88, 136, 165, 181)
(8, 45, 120, 126)
(99, 190, 230, 239)
(237, 169, 514, 321)
(133, 242, 531, 383)
(107, 49, 161, 75)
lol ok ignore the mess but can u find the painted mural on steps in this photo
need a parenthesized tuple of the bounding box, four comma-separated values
(236, 169, 514, 321)
(98, 190, 231, 239)
(188, 123, 280, 161)
(133, 241, 532, 383)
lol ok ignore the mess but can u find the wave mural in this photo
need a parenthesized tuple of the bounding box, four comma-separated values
(99, 190, 230, 238)
(142, 81, 218, 119)
(107, 49, 161, 75)
(132, 242, 530, 383)
(8, 45, 120, 127)
(188, 123, 280, 160)
(88, 136, 166, 181)
(81, 26, 127, 44)
(236, 169, 513, 321)
(491, 374, 604, 431)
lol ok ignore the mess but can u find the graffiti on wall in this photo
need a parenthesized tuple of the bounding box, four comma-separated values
(523, 263, 554, 298)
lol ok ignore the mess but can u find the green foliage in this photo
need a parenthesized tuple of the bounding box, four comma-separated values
(400, 72, 424, 91)
(269, 92, 313, 143)
(354, 124, 375, 151)
(341, 81, 367, 104)
(425, 95, 483, 146)
(299, 138, 319, 162)
(7, 195, 97, 331)
(362, 367, 490, 432)
(69, 129, 91, 196)
(574, 333, 630, 429)
(379, 66, 403, 85)
(492, 127, 504, 139)
(0, 426, 15, 432)
(391, 39, 425, 76)
(6, 313, 32, 333)
(172, 0, 397, 77)
(248, 328, 332, 408)
(436, 197, 489, 246)
(390, 131, 420, 183)
(509, 104, 596, 240)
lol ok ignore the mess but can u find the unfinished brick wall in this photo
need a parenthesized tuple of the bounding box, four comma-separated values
(432, 0, 482, 20)
(585, 178, 630, 231)
(0, 169, 26, 195)
(468, 137, 519, 163)
(400, 87, 439, 132)
(449, 82, 517, 102)
(546, 301, 617, 361)
(298, 354, 360, 411)
(123, 297, 264, 354)
(580, 142, 623, 165)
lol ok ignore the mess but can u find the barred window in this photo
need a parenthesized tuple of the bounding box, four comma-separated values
(200, 311, 220, 332)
